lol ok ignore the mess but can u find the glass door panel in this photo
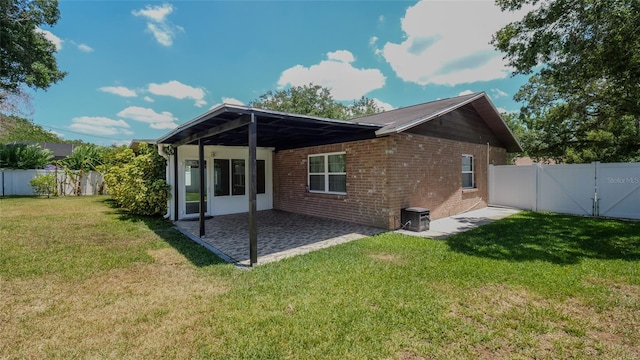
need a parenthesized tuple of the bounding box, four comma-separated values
(185, 160, 207, 215)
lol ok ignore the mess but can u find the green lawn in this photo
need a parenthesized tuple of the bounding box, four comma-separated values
(1, 196, 639, 359)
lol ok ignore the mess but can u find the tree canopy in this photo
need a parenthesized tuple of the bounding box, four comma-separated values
(0, 0, 66, 100)
(0, 114, 63, 143)
(493, 0, 640, 163)
(249, 84, 383, 120)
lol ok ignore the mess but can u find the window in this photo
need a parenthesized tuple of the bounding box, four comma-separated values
(232, 159, 245, 195)
(257, 160, 266, 194)
(214, 158, 266, 196)
(462, 155, 474, 189)
(308, 152, 346, 194)
(214, 159, 230, 196)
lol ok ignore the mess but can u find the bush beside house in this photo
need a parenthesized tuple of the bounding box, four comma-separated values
(101, 142, 170, 216)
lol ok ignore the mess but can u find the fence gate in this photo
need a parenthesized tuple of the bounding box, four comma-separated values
(596, 163, 640, 219)
(537, 164, 595, 216)
(489, 162, 640, 220)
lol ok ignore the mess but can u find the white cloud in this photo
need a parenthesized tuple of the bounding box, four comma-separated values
(458, 90, 474, 96)
(210, 97, 245, 109)
(132, 4, 183, 47)
(379, 15, 385, 23)
(372, 98, 394, 111)
(147, 80, 207, 107)
(117, 106, 178, 129)
(222, 97, 245, 105)
(98, 86, 137, 98)
(77, 43, 94, 53)
(278, 50, 386, 101)
(496, 107, 510, 114)
(491, 88, 509, 98)
(378, 0, 529, 86)
(327, 50, 355, 63)
(143, 96, 155, 103)
(132, 3, 173, 22)
(49, 130, 64, 138)
(36, 28, 63, 51)
(69, 116, 133, 136)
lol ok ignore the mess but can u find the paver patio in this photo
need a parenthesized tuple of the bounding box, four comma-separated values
(175, 210, 385, 265)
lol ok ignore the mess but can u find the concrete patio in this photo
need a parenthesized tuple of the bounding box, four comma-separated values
(174, 206, 521, 266)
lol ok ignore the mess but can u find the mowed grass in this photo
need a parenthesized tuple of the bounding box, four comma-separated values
(1, 196, 639, 359)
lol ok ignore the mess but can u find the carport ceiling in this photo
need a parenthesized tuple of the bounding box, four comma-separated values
(157, 104, 382, 151)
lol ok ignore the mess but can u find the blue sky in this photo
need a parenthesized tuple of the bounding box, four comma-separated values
(31, 0, 531, 146)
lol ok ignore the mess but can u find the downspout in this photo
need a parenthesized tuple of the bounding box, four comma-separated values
(157, 144, 171, 219)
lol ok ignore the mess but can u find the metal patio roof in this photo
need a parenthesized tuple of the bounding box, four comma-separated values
(156, 104, 382, 150)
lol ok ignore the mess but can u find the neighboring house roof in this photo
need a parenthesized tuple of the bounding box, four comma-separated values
(129, 139, 156, 152)
(10, 142, 75, 159)
(157, 92, 522, 152)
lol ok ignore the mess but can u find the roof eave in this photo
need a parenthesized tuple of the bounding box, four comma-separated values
(477, 97, 524, 153)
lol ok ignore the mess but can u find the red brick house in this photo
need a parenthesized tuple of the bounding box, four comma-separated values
(156, 92, 520, 261)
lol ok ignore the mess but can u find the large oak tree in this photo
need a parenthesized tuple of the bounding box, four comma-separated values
(249, 84, 383, 120)
(493, 0, 640, 163)
(0, 0, 66, 101)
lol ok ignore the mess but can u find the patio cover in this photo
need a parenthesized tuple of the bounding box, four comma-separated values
(156, 104, 382, 150)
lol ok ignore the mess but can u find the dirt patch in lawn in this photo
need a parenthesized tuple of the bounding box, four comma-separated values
(368, 253, 403, 263)
(393, 350, 426, 360)
(1, 258, 229, 359)
(444, 283, 640, 359)
(147, 248, 189, 265)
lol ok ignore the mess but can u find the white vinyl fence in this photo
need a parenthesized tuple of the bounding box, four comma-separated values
(489, 162, 640, 220)
(0, 169, 104, 196)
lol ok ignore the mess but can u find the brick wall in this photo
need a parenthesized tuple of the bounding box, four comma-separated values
(273, 133, 507, 230)
(273, 138, 392, 228)
(386, 133, 507, 229)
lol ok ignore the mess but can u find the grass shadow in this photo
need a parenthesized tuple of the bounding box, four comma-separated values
(446, 211, 640, 265)
(100, 198, 226, 267)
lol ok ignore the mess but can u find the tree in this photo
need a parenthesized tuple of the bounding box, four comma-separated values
(0, 143, 53, 168)
(348, 96, 383, 118)
(58, 144, 105, 195)
(0, 114, 63, 143)
(492, 0, 640, 163)
(249, 84, 384, 120)
(0, 0, 66, 99)
(61, 144, 103, 171)
(250, 84, 347, 119)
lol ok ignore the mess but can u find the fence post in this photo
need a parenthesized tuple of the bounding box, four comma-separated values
(593, 161, 600, 216)
(488, 164, 494, 205)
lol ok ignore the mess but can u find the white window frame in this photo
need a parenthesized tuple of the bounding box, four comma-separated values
(308, 152, 347, 195)
(462, 154, 475, 189)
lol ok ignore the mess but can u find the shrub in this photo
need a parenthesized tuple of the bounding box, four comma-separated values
(30, 172, 57, 198)
(102, 143, 170, 216)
